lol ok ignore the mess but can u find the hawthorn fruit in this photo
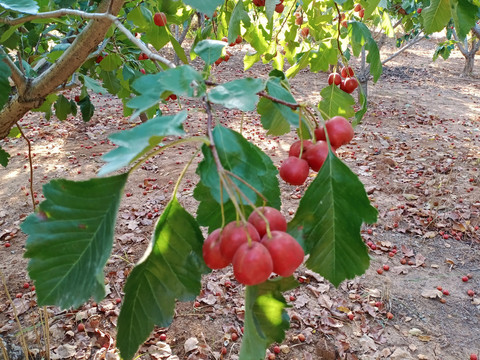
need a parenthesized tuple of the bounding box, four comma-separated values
(341, 77, 358, 94)
(354, 4, 363, 11)
(323, 116, 354, 148)
(275, 3, 284, 13)
(153, 12, 167, 27)
(341, 66, 355, 78)
(261, 231, 304, 277)
(295, 17, 303, 25)
(304, 141, 331, 172)
(279, 157, 310, 185)
(203, 228, 230, 269)
(288, 140, 312, 158)
(248, 207, 287, 238)
(301, 27, 309, 37)
(359, 9, 365, 18)
(328, 73, 342, 86)
(232, 242, 273, 285)
(220, 221, 261, 262)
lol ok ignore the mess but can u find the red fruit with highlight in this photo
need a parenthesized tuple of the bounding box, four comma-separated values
(248, 207, 287, 238)
(288, 140, 312, 158)
(261, 231, 304, 277)
(304, 141, 332, 172)
(203, 229, 230, 269)
(220, 221, 261, 262)
(279, 157, 310, 185)
(341, 66, 355, 78)
(232, 242, 273, 285)
(328, 73, 342, 86)
(153, 12, 167, 27)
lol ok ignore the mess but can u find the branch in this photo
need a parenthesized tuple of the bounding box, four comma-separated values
(472, 24, 480, 40)
(0, 46, 27, 92)
(451, 27, 468, 56)
(381, 33, 425, 65)
(257, 91, 300, 109)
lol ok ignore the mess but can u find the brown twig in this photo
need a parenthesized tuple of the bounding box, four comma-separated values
(16, 123, 36, 211)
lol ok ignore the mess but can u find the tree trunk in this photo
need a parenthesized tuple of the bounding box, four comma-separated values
(0, 0, 125, 139)
(358, 47, 368, 102)
(463, 52, 475, 76)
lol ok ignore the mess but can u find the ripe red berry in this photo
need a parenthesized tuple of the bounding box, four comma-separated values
(232, 242, 273, 285)
(358, 8, 365, 18)
(275, 2, 284, 13)
(74, 95, 80, 102)
(298, 333, 306, 342)
(467, 289, 475, 297)
(279, 157, 310, 185)
(220, 221, 261, 262)
(328, 72, 342, 86)
(442, 289, 449, 296)
(304, 141, 331, 172)
(347, 313, 354, 320)
(221, 347, 227, 355)
(248, 207, 287, 238)
(340, 77, 358, 94)
(354, 4, 362, 11)
(203, 228, 230, 269)
(261, 231, 305, 277)
(341, 66, 354, 78)
(376, 268, 383, 275)
(386, 312, 394, 320)
(231, 332, 238, 341)
(324, 116, 354, 148)
(417, 8, 422, 13)
(470, 354, 478, 360)
(289, 140, 312, 158)
(159, 333, 167, 341)
(273, 345, 281, 354)
(153, 12, 167, 27)
(462, 276, 469, 282)
(23, 282, 30, 289)
(383, 264, 390, 271)
(77, 323, 85, 332)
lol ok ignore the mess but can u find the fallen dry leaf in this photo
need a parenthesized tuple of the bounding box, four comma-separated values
(421, 289, 442, 299)
(184, 337, 199, 353)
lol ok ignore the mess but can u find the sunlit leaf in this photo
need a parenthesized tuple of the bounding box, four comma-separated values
(422, 0, 451, 34)
(0, 146, 10, 167)
(319, 84, 355, 119)
(0, 0, 39, 14)
(208, 78, 265, 111)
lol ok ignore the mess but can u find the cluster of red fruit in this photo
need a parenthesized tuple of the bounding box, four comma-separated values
(202, 207, 304, 286)
(354, 4, 365, 18)
(328, 66, 358, 94)
(214, 35, 242, 65)
(279, 116, 354, 186)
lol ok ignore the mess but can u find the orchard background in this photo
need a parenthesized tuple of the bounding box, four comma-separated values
(0, 0, 480, 359)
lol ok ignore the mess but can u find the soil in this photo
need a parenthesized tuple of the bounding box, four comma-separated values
(1, 38, 479, 360)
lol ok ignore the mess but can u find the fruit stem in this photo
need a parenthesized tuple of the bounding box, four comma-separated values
(170, 148, 202, 199)
(223, 170, 269, 204)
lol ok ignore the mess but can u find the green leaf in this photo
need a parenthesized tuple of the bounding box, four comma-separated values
(451, 0, 479, 40)
(99, 53, 123, 72)
(286, 50, 311, 78)
(99, 112, 187, 176)
(21, 174, 128, 308)
(127, 66, 205, 116)
(183, 0, 222, 17)
(422, 0, 452, 34)
(117, 198, 208, 360)
(319, 85, 355, 119)
(79, 96, 95, 122)
(309, 42, 338, 73)
(0, 61, 11, 111)
(265, 0, 276, 21)
(193, 40, 226, 65)
(362, 0, 381, 17)
(208, 78, 265, 111)
(169, 33, 189, 64)
(348, 22, 382, 82)
(0, 0, 39, 14)
(194, 182, 237, 231)
(228, 0, 250, 44)
(54, 94, 75, 121)
(288, 154, 378, 287)
(239, 278, 297, 360)
(0, 146, 10, 167)
(354, 88, 367, 126)
(144, 24, 170, 51)
(100, 70, 121, 95)
(194, 126, 281, 229)
(82, 75, 107, 94)
(8, 126, 20, 138)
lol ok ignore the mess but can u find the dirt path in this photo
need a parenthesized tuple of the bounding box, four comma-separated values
(1, 38, 479, 360)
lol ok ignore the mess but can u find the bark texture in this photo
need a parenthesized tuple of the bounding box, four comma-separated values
(0, 0, 125, 139)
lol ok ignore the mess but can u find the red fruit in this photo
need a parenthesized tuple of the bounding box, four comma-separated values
(341, 77, 358, 94)
(115, 298, 121, 304)
(462, 276, 469, 282)
(383, 264, 390, 271)
(221, 36, 228, 42)
(15, 293, 22, 298)
(341, 20, 348, 28)
(437, 286, 443, 291)
(386, 312, 394, 320)
(275, 3, 284, 13)
(295, 17, 303, 25)
(232, 242, 273, 285)
(267, 354, 276, 360)
(95, 55, 104, 63)
(140, 69, 146, 74)
(467, 289, 475, 297)
(214, 57, 223, 66)
(417, 8, 422, 13)
(400, 258, 407, 265)
(248, 207, 287, 238)
(77, 323, 85, 332)
(314, 127, 326, 142)
(354, 4, 362, 11)
(223, 53, 230, 62)
(261, 231, 304, 277)
(23, 282, 30, 289)
(288, 140, 312, 158)
(203, 229, 231, 269)
(235, 35, 242, 44)
(194, 301, 201, 307)
(169, 94, 177, 101)
(359, 8, 365, 18)
(231, 332, 238, 341)
(153, 12, 167, 27)
(347, 313, 354, 320)
(221, 347, 227, 355)
(328, 73, 342, 86)
(74, 95, 80, 102)
(443, 289, 450, 296)
(159, 333, 167, 341)
(324, 116, 354, 148)
(304, 141, 330, 172)
(252, 0, 265, 6)
(5, 243, 10, 248)
(377, 268, 383, 275)
(273, 345, 281, 354)
(279, 157, 310, 185)
(298, 333, 306, 342)
(341, 66, 355, 78)
(220, 222, 261, 262)
(301, 27, 309, 37)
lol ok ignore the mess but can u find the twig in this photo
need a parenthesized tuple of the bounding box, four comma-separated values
(16, 123, 36, 211)
(0, 46, 27, 92)
(257, 91, 300, 109)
